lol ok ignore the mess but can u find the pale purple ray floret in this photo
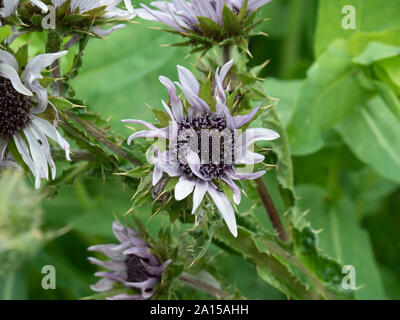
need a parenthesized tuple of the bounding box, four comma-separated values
(51, 0, 136, 36)
(88, 221, 171, 300)
(122, 60, 279, 238)
(136, 0, 272, 33)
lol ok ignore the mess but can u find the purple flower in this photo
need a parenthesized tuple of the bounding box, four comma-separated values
(122, 60, 279, 237)
(88, 221, 171, 300)
(136, 0, 272, 33)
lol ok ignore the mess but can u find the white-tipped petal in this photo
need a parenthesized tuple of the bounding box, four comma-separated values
(192, 180, 208, 214)
(208, 184, 237, 238)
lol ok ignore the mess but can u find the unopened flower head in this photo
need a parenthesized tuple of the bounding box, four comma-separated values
(0, 0, 48, 25)
(136, 0, 272, 47)
(0, 49, 71, 188)
(50, 0, 136, 36)
(88, 221, 171, 300)
(123, 60, 279, 237)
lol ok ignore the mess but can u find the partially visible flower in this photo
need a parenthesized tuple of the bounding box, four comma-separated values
(136, 0, 271, 41)
(0, 0, 48, 20)
(88, 221, 171, 300)
(50, 0, 136, 36)
(0, 49, 71, 189)
(122, 60, 279, 237)
(1, 0, 135, 37)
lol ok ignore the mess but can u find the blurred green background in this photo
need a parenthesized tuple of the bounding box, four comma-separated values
(1, 0, 400, 300)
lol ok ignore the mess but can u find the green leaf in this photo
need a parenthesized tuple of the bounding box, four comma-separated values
(14, 44, 28, 71)
(214, 225, 354, 300)
(222, 6, 241, 35)
(335, 95, 400, 184)
(263, 77, 304, 126)
(315, 0, 400, 56)
(287, 39, 370, 155)
(353, 41, 400, 65)
(197, 17, 223, 38)
(296, 185, 388, 299)
(49, 96, 82, 110)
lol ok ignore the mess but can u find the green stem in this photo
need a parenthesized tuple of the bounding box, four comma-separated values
(255, 178, 288, 242)
(46, 30, 63, 96)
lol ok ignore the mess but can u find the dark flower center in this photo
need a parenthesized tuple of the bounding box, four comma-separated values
(177, 112, 235, 180)
(126, 255, 151, 283)
(0, 77, 32, 139)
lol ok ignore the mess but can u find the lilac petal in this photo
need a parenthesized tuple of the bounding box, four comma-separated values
(232, 104, 260, 129)
(127, 127, 169, 144)
(88, 257, 127, 272)
(31, 116, 71, 161)
(153, 166, 163, 186)
(28, 123, 56, 179)
(215, 97, 234, 129)
(121, 119, 158, 130)
(112, 221, 140, 243)
(91, 24, 126, 37)
(214, 59, 234, 103)
(190, 94, 211, 114)
(177, 65, 200, 96)
(175, 176, 196, 201)
(154, 152, 181, 177)
(0, 49, 19, 71)
(23, 126, 49, 180)
(228, 167, 266, 180)
(207, 183, 238, 238)
(90, 278, 115, 292)
(13, 133, 41, 189)
(185, 149, 212, 180)
(122, 247, 159, 266)
(240, 128, 280, 148)
(88, 244, 125, 260)
(30, 0, 48, 12)
(221, 174, 241, 205)
(139, 4, 185, 32)
(95, 271, 126, 283)
(159, 76, 184, 121)
(23, 51, 67, 79)
(123, 277, 159, 290)
(192, 180, 208, 214)
(235, 149, 265, 165)
(142, 259, 172, 276)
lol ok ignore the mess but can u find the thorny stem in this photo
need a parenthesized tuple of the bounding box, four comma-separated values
(255, 178, 288, 242)
(46, 30, 63, 96)
(178, 273, 230, 299)
(64, 111, 141, 166)
(53, 150, 95, 162)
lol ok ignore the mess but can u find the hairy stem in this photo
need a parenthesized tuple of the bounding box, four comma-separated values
(46, 30, 63, 96)
(255, 178, 288, 242)
(65, 111, 141, 166)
